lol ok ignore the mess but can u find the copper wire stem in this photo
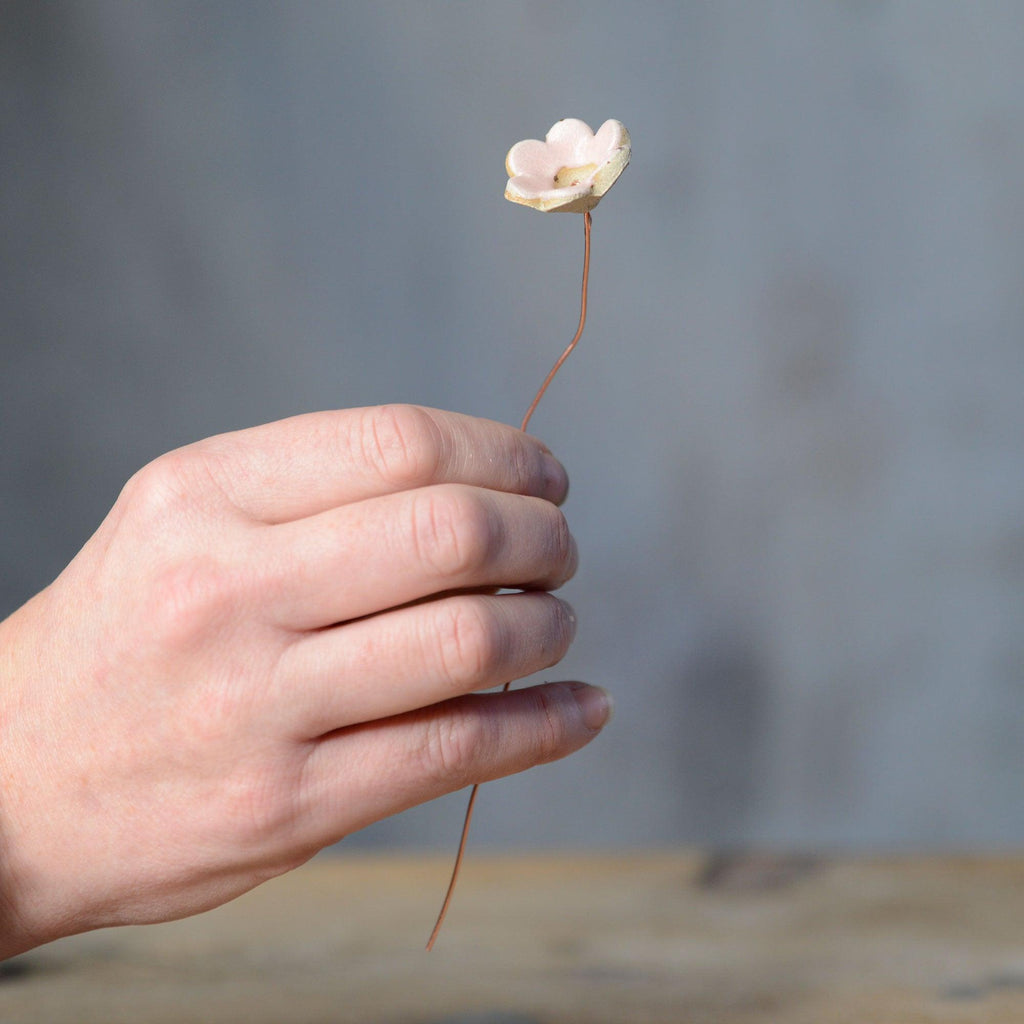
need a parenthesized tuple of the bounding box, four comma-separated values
(520, 210, 592, 434)
(425, 210, 593, 951)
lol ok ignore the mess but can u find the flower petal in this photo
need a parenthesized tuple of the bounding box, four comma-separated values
(589, 120, 631, 199)
(505, 176, 596, 213)
(591, 118, 626, 156)
(505, 172, 554, 192)
(506, 138, 557, 178)
(504, 118, 630, 213)
(545, 118, 596, 162)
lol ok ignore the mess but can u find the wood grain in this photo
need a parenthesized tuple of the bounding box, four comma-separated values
(2, 852, 1023, 1023)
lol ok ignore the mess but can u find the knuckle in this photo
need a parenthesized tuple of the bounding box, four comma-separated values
(541, 505, 576, 583)
(173, 686, 238, 758)
(409, 486, 493, 579)
(506, 431, 535, 491)
(120, 446, 230, 529)
(420, 703, 490, 786)
(551, 507, 574, 566)
(142, 555, 238, 649)
(120, 452, 194, 523)
(433, 600, 503, 692)
(222, 770, 297, 849)
(413, 685, 578, 791)
(358, 404, 444, 489)
(530, 685, 572, 764)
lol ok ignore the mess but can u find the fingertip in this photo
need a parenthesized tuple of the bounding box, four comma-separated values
(566, 681, 613, 732)
(540, 451, 570, 505)
(558, 598, 578, 642)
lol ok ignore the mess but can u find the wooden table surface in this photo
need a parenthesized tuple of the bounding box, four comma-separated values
(2, 851, 1023, 1023)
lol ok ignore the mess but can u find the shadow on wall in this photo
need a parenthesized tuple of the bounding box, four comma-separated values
(672, 631, 764, 842)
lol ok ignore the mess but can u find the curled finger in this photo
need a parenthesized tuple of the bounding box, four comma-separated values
(295, 682, 612, 846)
(265, 484, 578, 630)
(275, 592, 578, 736)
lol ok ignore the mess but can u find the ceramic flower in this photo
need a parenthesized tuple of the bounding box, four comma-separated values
(429, 116, 632, 952)
(505, 118, 631, 213)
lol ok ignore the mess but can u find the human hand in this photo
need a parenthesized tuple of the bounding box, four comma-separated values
(0, 405, 609, 958)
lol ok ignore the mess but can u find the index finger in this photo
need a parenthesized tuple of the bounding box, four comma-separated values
(181, 405, 569, 523)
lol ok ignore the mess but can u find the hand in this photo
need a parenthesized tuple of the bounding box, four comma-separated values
(0, 405, 610, 958)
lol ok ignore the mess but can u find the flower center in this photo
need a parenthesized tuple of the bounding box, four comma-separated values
(553, 162, 599, 188)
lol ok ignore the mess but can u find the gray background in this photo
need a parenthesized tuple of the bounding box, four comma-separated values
(2, 1, 1022, 852)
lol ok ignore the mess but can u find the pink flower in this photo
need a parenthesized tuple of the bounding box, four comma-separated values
(504, 118, 631, 213)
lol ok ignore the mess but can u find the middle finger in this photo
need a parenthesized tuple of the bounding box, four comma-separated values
(262, 483, 577, 631)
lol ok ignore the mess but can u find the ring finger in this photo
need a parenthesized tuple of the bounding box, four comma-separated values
(274, 591, 577, 737)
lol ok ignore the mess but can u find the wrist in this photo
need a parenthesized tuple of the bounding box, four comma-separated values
(0, 596, 82, 959)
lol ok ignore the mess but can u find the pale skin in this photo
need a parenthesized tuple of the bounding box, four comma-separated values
(0, 404, 611, 960)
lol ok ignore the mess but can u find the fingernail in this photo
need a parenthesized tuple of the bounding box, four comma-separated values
(559, 598, 578, 639)
(569, 682, 613, 731)
(541, 452, 570, 503)
(566, 533, 580, 581)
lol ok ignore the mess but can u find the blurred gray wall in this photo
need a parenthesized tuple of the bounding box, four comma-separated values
(2, 1, 1022, 850)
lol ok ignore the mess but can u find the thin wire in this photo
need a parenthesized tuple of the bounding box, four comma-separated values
(520, 210, 593, 434)
(425, 210, 593, 951)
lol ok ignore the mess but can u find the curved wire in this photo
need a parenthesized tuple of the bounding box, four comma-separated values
(426, 210, 593, 951)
